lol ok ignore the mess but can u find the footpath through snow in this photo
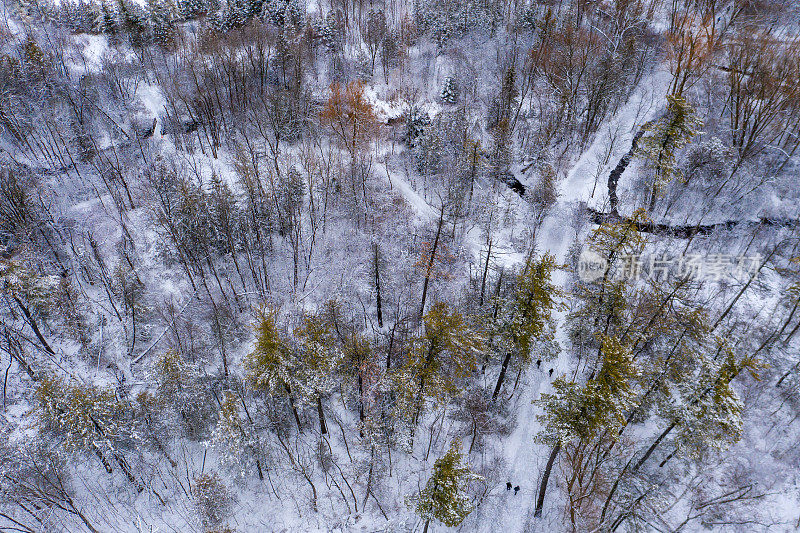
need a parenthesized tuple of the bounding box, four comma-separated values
(467, 68, 670, 532)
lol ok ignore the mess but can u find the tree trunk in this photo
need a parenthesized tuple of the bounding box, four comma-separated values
(633, 422, 675, 472)
(93, 446, 113, 473)
(358, 373, 365, 437)
(534, 441, 561, 518)
(413, 344, 437, 429)
(113, 452, 144, 492)
(285, 384, 303, 432)
(316, 395, 328, 435)
(420, 204, 446, 320)
(13, 297, 55, 354)
(386, 322, 396, 369)
(74, 508, 101, 533)
(479, 240, 493, 306)
(492, 352, 512, 400)
(374, 243, 383, 328)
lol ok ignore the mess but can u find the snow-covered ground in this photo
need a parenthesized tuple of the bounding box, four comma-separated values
(3, 0, 800, 530)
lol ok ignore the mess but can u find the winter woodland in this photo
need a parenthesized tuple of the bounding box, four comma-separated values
(1, 0, 800, 530)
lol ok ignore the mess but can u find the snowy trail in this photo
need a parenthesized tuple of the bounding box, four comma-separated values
(471, 68, 672, 532)
(366, 69, 670, 532)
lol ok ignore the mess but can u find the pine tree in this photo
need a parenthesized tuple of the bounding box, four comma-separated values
(1, 259, 59, 354)
(210, 390, 264, 479)
(379, 30, 399, 83)
(322, 10, 345, 53)
(290, 310, 346, 435)
(178, 0, 206, 19)
(488, 67, 518, 177)
(537, 335, 637, 444)
(117, 0, 149, 46)
(208, 172, 240, 256)
(414, 119, 446, 175)
(440, 76, 458, 104)
(245, 307, 345, 433)
(20, 38, 49, 84)
(412, 441, 482, 532)
(244, 307, 293, 394)
(394, 302, 484, 431)
(659, 343, 760, 463)
(34, 375, 143, 491)
(148, 0, 177, 47)
(637, 95, 702, 211)
(598, 343, 761, 529)
(152, 351, 215, 439)
(571, 209, 649, 368)
(492, 253, 563, 400)
(193, 472, 235, 530)
(226, 0, 250, 28)
(98, 0, 121, 34)
(405, 106, 431, 148)
(35, 375, 126, 456)
(533, 335, 636, 522)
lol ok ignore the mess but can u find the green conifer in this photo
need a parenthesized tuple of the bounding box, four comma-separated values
(412, 441, 482, 532)
(440, 76, 458, 104)
(637, 95, 702, 210)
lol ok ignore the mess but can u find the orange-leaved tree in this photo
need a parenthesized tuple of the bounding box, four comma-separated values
(319, 81, 378, 155)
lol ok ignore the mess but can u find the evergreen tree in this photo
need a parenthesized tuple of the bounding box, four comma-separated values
(322, 10, 345, 54)
(35, 375, 127, 456)
(492, 253, 563, 400)
(405, 105, 431, 148)
(20, 38, 50, 84)
(412, 441, 482, 532)
(533, 335, 637, 522)
(34, 375, 143, 491)
(414, 119, 446, 175)
(379, 30, 399, 82)
(226, 0, 251, 28)
(148, 0, 177, 47)
(440, 76, 458, 104)
(598, 343, 761, 529)
(658, 343, 759, 462)
(152, 351, 215, 439)
(98, 0, 121, 34)
(1, 259, 59, 354)
(210, 390, 264, 479)
(193, 472, 235, 530)
(488, 67, 518, 177)
(117, 0, 149, 46)
(637, 95, 702, 211)
(537, 335, 637, 444)
(413, 0, 502, 46)
(244, 307, 293, 395)
(208, 172, 241, 256)
(393, 302, 484, 432)
(290, 310, 346, 435)
(245, 307, 344, 432)
(178, 0, 206, 19)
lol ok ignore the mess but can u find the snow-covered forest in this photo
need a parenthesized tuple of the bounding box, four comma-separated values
(2, 0, 800, 530)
